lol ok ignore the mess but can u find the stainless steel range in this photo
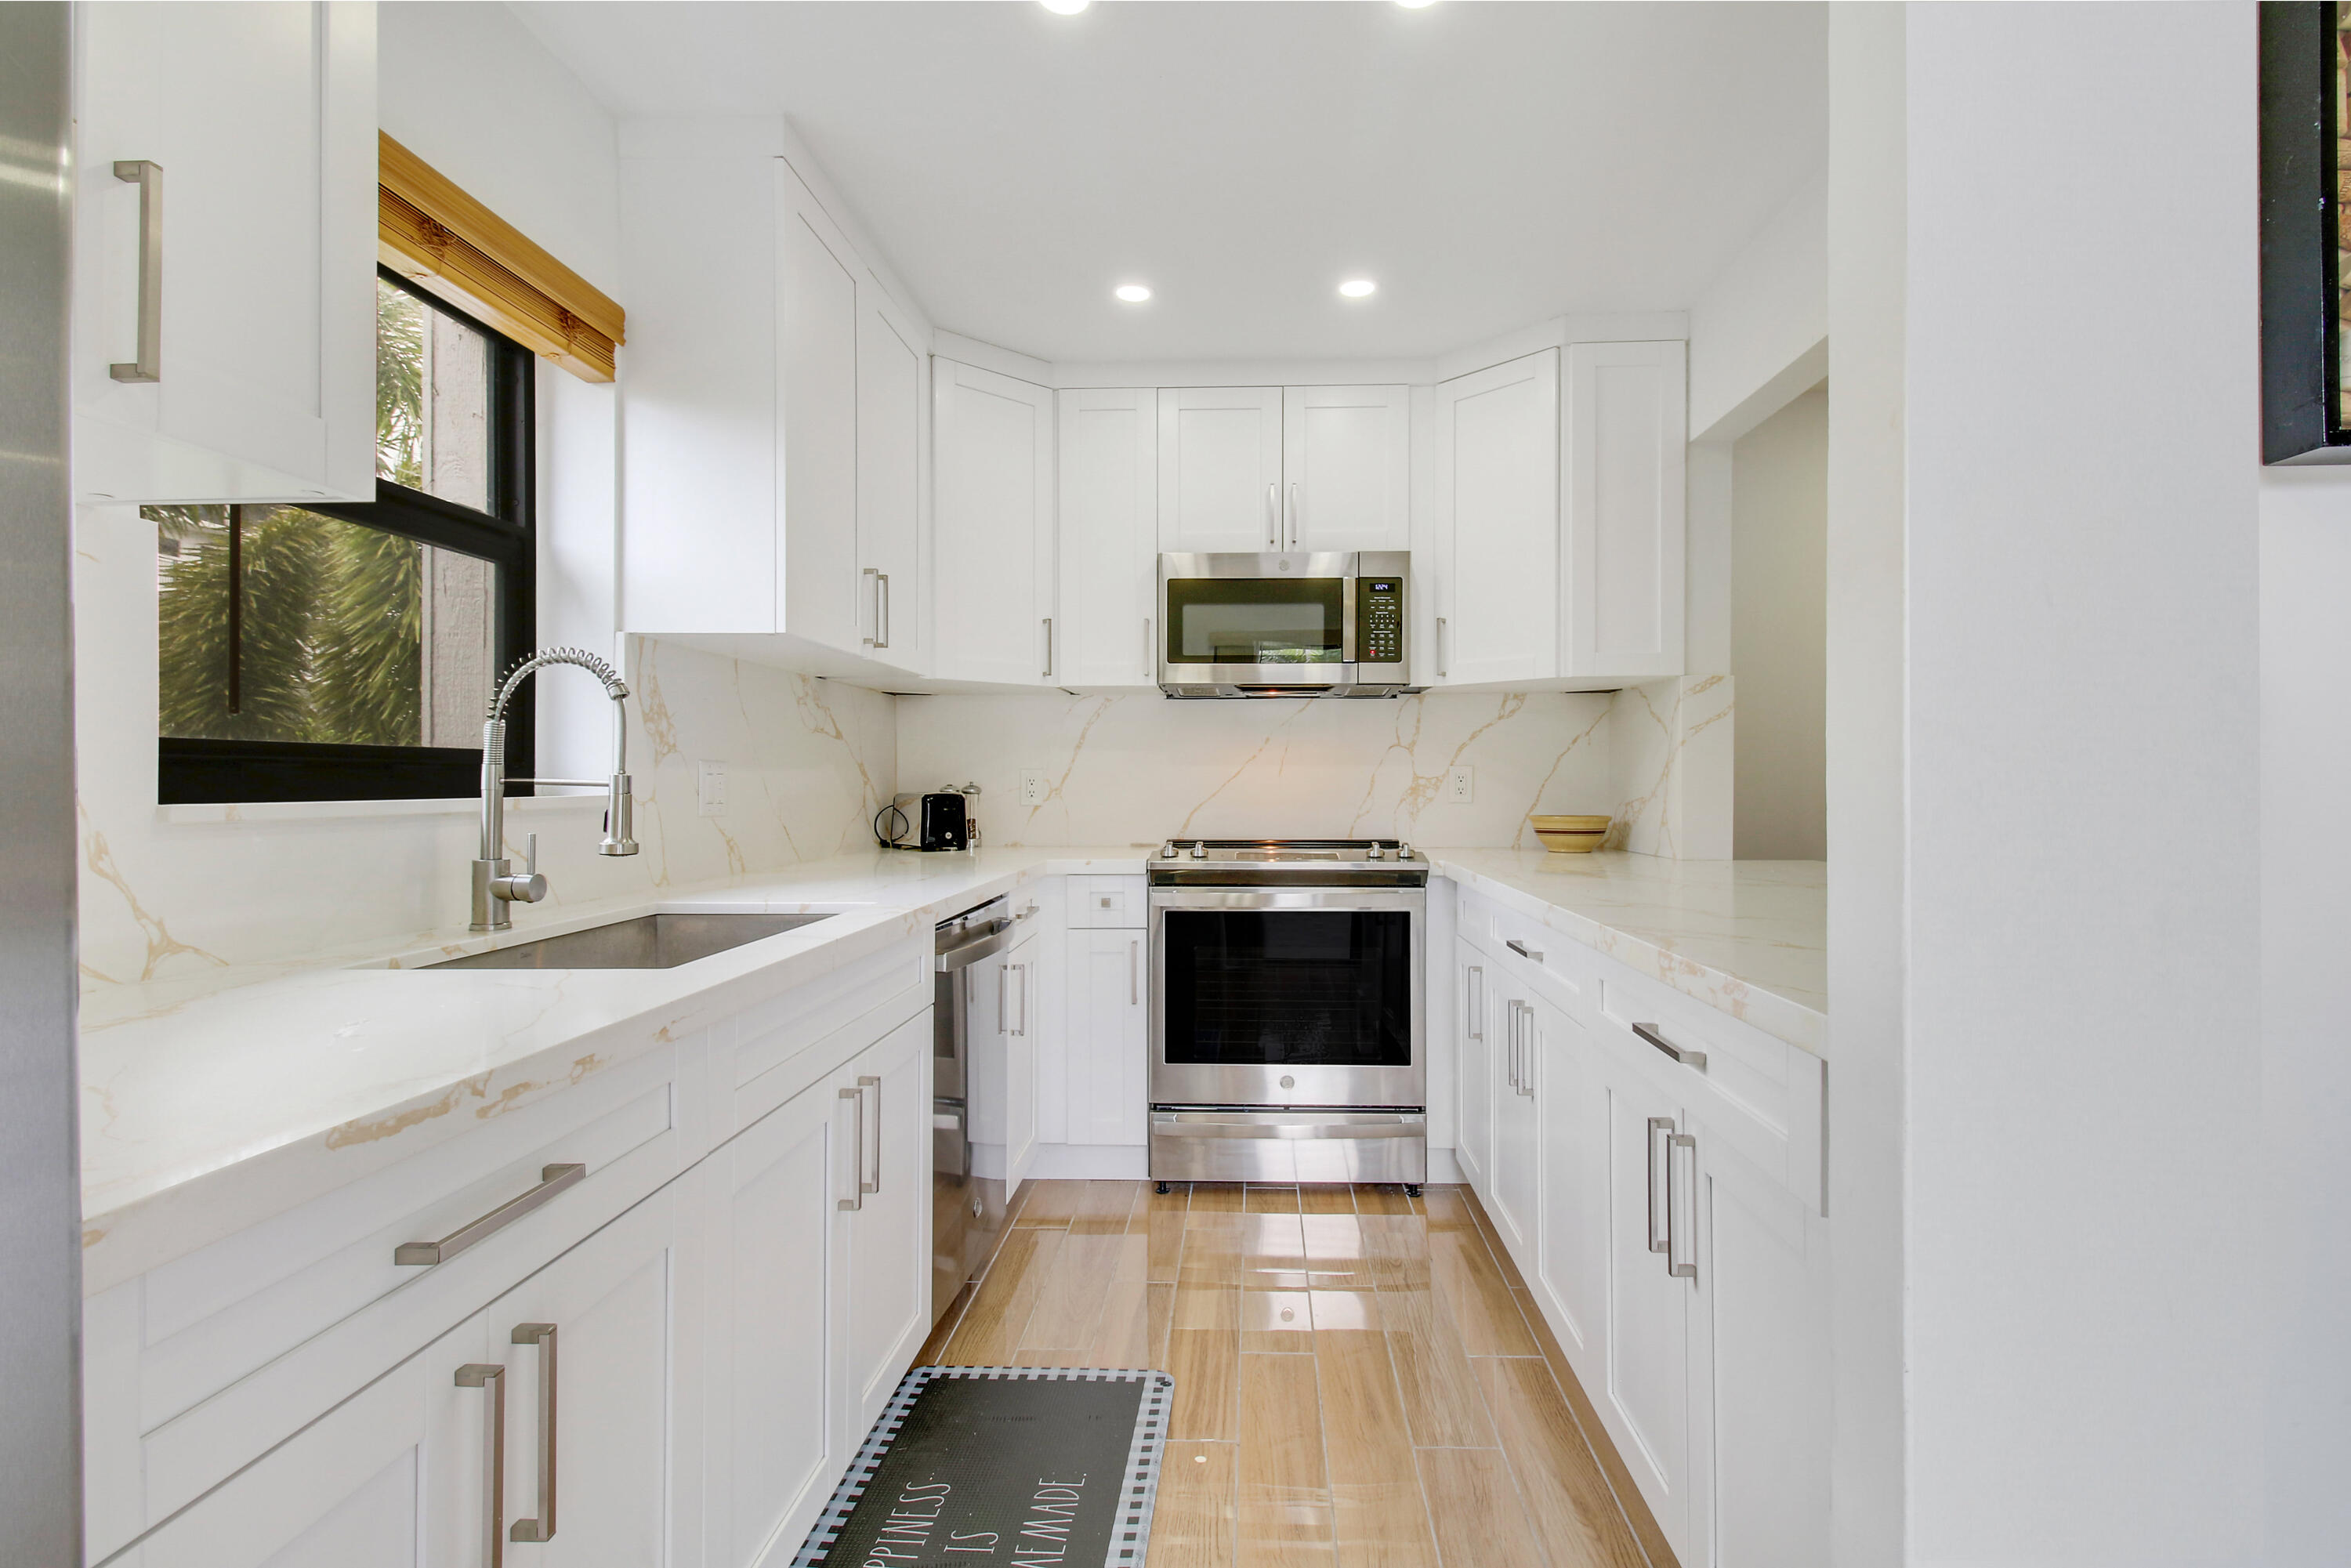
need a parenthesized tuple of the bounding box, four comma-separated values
(1148, 838, 1428, 1191)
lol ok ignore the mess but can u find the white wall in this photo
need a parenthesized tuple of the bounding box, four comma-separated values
(1690, 165, 1827, 444)
(896, 690, 1613, 849)
(2257, 469, 2351, 1563)
(1731, 385, 1826, 860)
(1838, 4, 2264, 1561)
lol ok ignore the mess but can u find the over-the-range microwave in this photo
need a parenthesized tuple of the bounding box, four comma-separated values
(1157, 551, 1412, 698)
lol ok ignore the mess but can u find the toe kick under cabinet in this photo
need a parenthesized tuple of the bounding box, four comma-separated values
(83, 935, 935, 1568)
(1454, 891, 1831, 1568)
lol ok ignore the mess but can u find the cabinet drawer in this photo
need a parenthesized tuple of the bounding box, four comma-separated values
(728, 935, 929, 1133)
(1066, 875, 1147, 929)
(90, 1047, 685, 1543)
(1592, 967, 1824, 1213)
(1458, 889, 1586, 997)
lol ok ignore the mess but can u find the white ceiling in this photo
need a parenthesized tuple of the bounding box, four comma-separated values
(513, 1, 1827, 364)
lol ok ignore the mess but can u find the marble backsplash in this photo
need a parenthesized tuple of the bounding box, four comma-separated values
(74, 503, 895, 990)
(895, 690, 1620, 849)
(1607, 675, 1736, 858)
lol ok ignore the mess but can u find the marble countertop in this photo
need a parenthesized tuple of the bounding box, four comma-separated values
(77, 845, 1824, 1290)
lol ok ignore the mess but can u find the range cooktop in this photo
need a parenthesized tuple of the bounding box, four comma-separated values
(1146, 838, 1430, 888)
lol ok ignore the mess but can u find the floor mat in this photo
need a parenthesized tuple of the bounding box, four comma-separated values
(793, 1365, 1173, 1567)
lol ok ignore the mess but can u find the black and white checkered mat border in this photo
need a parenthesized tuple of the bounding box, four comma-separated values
(792, 1365, 1175, 1568)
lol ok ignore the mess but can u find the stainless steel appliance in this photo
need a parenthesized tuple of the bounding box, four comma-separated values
(932, 896, 1014, 1324)
(1158, 552, 1411, 698)
(1148, 840, 1428, 1188)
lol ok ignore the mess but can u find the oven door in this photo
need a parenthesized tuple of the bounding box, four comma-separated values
(1159, 552, 1357, 691)
(1150, 885, 1425, 1110)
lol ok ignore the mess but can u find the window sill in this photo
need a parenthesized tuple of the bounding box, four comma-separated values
(157, 793, 610, 825)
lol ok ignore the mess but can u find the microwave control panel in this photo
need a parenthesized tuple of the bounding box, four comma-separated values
(1357, 578, 1405, 664)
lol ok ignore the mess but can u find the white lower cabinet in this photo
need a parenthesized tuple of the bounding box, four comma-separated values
(1061, 929, 1149, 1148)
(1455, 895, 1829, 1568)
(834, 1013, 936, 1444)
(122, 1187, 686, 1568)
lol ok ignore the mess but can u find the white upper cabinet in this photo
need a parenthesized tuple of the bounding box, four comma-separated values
(1157, 386, 1284, 552)
(1283, 384, 1411, 552)
(619, 145, 930, 673)
(1436, 349, 1561, 685)
(1057, 389, 1159, 686)
(73, 1, 376, 505)
(1566, 340, 1687, 680)
(857, 282, 928, 672)
(933, 360, 1056, 685)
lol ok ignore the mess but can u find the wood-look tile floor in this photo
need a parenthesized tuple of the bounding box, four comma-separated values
(918, 1181, 1658, 1568)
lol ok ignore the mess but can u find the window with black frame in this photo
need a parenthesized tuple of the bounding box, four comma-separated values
(150, 270, 536, 802)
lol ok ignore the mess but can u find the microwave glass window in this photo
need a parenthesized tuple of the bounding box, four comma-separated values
(1165, 577, 1343, 664)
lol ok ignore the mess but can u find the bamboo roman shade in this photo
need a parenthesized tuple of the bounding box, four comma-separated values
(377, 132, 625, 382)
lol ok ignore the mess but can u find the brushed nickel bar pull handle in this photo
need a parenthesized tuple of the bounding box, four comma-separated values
(1505, 938, 1543, 963)
(838, 1086, 865, 1211)
(1465, 965, 1483, 1041)
(1130, 938, 1139, 1006)
(110, 160, 162, 382)
(396, 1164, 586, 1266)
(455, 1363, 506, 1567)
(859, 1074, 882, 1195)
(1436, 616, 1447, 679)
(878, 571, 891, 649)
(508, 1324, 558, 1543)
(1042, 617, 1054, 679)
(1519, 1004, 1536, 1098)
(1287, 481, 1299, 551)
(1646, 1117, 1675, 1255)
(860, 567, 880, 646)
(1668, 1132, 1699, 1280)
(1632, 1022, 1708, 1071)
(997, 962, 1008, 1034)
(1266, 482, 1278, 548)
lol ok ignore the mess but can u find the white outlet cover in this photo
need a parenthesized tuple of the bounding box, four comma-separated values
(1020, 770, 1049, 806)
(697, 760, 728, 817)
(1447, 766, 1474, 803)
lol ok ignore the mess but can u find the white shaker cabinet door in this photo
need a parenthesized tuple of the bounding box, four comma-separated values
(934, 359, 1057, 684)
(1532, 994, 1604, 1363)
(835, 1012, 936, 1446)
(775, 161, 864, 657)
(701, 1076, 843, 1568)
(1486, 985, 1541, 1262)
(1435, 350, 1559, 686)
(857, 278, 927, 672)
(1600, 1054, 1697, 1560)
(1564, 340, 1686, 682)
(1064, 928, 1150, 1147)
(74, 1, 376, 505)
(1454, 945, 1494, 1191)
(1282, 385, 1410, 552)
(1058, 389, 1160, 686)
(1157, 387, 1284, 553)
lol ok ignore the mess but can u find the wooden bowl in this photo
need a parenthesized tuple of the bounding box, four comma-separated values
(1530, 814, 1611, 834)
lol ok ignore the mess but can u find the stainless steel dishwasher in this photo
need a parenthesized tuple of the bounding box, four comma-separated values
(933, 896, 1013, 1326)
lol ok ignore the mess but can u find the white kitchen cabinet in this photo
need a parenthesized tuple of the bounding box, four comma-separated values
(835, 1012, 935, 1440)
(1565, 340, 1687, 681)
(1063, 928, 1150, 1148)
(124, 1189, 686, 1568)
(72, 1, 376, 505)
(1282, 384, 1411, 552)
(1454, 944, 1494, 1190)
(619, 149, 929, 673)
(1057, 389, 1160, 686)
(857, 281, 929, 671)
(1004, 907, 1043, 1182)
(1434, 349, 1560, 685)
(933, 360, 1058, 684)
(1157, 386, 1284, 552)
(1599, 1052, 1698, 1555)
(1531, 992, 1603, 1363)
(1486, 983, 1542, 1262)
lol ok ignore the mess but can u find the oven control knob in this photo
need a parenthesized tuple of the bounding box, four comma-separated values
(1160, 841, 1178, 859)
(1280, 1074, 1295, 1090)
(1397, 842, 1414, 860)
(1367, 842, 1385, 860)
(1191, 841, 1208, 860)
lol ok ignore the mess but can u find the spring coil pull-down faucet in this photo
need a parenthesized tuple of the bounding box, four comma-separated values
(472, 647, 640, 932)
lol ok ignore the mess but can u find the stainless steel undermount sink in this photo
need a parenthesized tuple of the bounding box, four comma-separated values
(422, 911, 834, 971)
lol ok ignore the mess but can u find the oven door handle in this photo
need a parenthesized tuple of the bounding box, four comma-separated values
(1150, 1114, 1425, 1139)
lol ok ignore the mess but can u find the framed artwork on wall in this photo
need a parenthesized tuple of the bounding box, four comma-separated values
(2262, 2, 2351, 462)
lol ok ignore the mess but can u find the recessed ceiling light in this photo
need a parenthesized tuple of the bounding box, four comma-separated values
(1114, 284, 1152, 303)
(1041, 0, 1090, 13)
(1339, 278, 1378, 299)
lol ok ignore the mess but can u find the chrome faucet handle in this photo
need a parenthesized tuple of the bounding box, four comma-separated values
(492, 831, 549, 907)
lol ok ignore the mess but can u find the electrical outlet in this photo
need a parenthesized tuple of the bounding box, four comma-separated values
(1020, 770, 1049, 806)
(697, 760, 728, 817)
(1446, 766, 1474, 803)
